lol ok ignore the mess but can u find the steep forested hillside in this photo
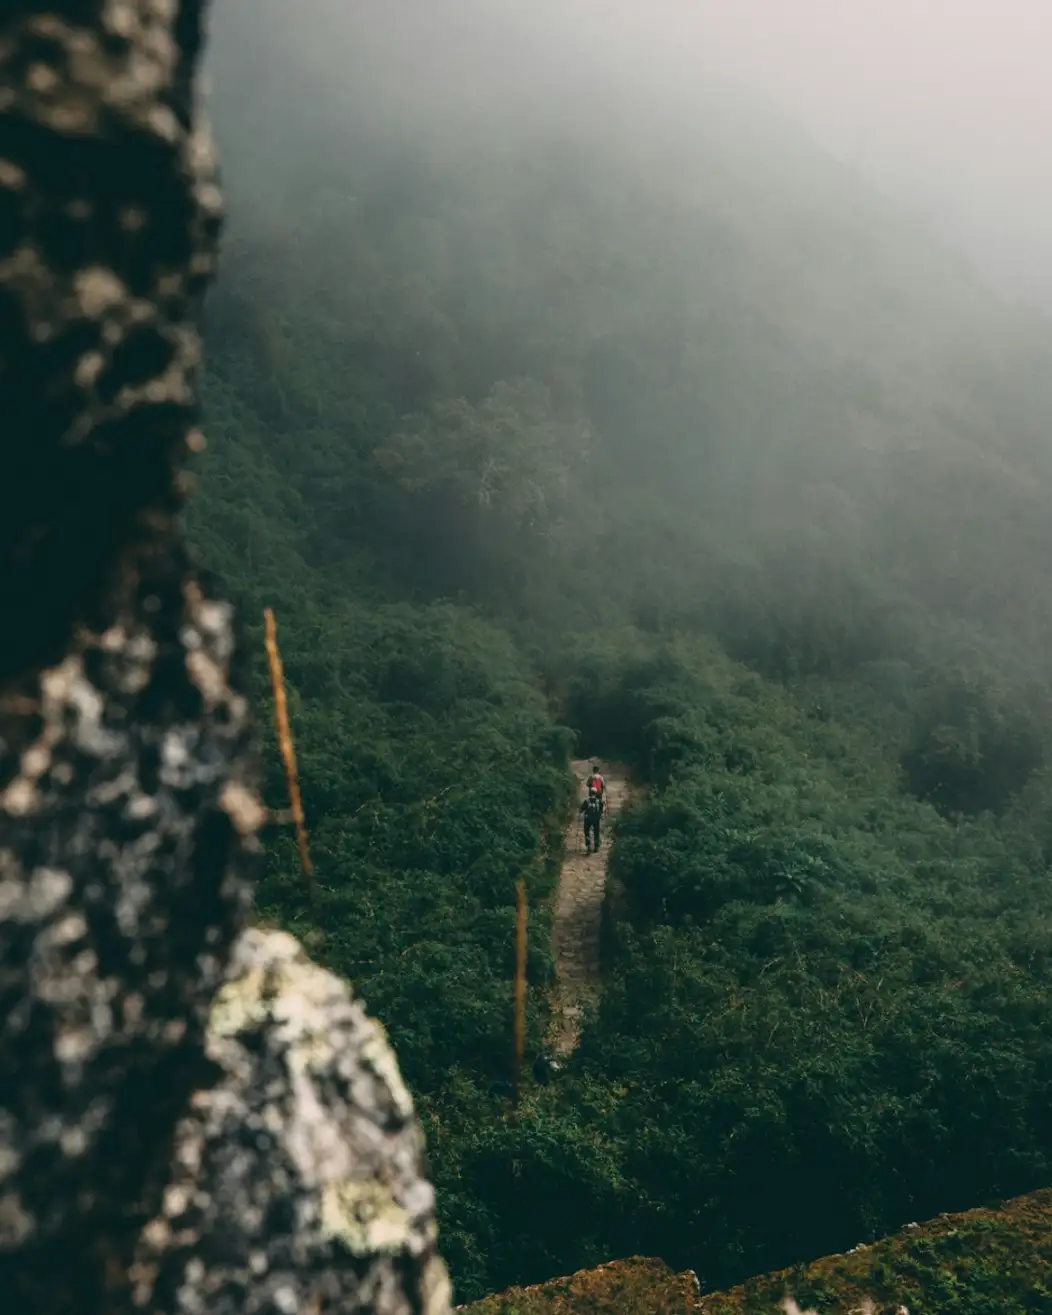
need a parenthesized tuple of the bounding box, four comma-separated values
(189, 2, 1052, 1302)
(461, 1190, 1052, 1314)
(695, 1189, 1052, 1314)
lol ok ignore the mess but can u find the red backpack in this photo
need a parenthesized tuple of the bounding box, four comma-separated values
(587, 772, 605, 797)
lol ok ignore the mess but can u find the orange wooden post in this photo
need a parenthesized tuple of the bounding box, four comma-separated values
(263, 608, 314, 900)
(514, 879, 528, 1102)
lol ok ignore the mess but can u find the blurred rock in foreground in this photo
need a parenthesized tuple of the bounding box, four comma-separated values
(0, 4, 450, 1312)
(131, 928, 452, 1315)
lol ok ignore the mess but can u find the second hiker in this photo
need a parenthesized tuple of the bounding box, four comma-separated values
(581, 787, 604, 855)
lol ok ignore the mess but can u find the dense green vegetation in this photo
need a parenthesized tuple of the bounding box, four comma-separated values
(191, 3, 1052, 1303)
(462, 1256, 701, 1315)
(461, 1192, 1052, 1315)
(695, 1189, 1052, 1314)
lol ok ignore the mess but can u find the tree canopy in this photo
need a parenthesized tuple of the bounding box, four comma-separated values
(190, 5, 1052, 1301)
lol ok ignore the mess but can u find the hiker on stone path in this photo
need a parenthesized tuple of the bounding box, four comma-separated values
(580, 788, 604, 855)
(586, 763, 605, 801)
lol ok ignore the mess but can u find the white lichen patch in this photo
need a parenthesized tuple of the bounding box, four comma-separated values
(210, 933, 320, 1041)
(59, 1125, 90, 1157)
(99, 624, 127, 652)
(0, 158, 26, 188)
(0, 1145, 20, 1184)
(102, 0, 139, 39)
(1, 778, 38, 816)
(26, 62, 59, 94)
(208, 965, 270, 1040)
(195, 598, 235, 643)
(0, 1190, 35, 1245)
(74, 266, 126, 318)
(359, 1019, 416, 1123)
(146, 103, 180, 143)
(218, 780, 266, 838)
(125, 794, 157, 821)
(74, 349, 105, 387)
(37, 653, 121, 759)
(185, 646, 225, 708)
(319, 1180, 413, 1257)
(128, 363, 192, 409)
(422, 1255, 454, 1315)
(54, 1026, 97, 1065)
(24, 867, 73, 919)
(46, 912, 88, 948)
(20, 741, 49, 778)
(0, 871, 22, 920)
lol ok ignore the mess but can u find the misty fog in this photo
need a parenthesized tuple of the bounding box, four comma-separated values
(208, 0, 1052, 308)
(189, 1, 1052, 1302)
(202, 0, 1052, 677)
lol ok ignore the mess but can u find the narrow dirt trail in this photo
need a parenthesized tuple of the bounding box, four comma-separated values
(548, 759, 631, 1056)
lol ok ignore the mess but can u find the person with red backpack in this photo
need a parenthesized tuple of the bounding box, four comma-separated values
(580, 788, 604, 855)
(586, 763, 605, 802)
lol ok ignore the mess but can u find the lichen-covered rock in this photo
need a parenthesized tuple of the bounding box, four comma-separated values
(1, 5, 451, 1312)
(0, 0, 224, 686)
(0, 560, 260, 1314)
(130, 929, 453, 1315)
(0, 3, 259, 1311)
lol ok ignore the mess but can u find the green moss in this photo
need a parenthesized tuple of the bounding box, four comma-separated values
(463, 1190, 1052, 1315)
(197, 10, 1052, 1298)
(698, 1189, 1052, 1313)
(458, 1257, 699, 1315)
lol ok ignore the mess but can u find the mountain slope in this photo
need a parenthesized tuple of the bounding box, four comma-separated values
(459, 1189, 1052, 1314)
(700, 1189, 1052, 1313)
(189, 1, 1052, 1301)
(204, 0, 1052, 675)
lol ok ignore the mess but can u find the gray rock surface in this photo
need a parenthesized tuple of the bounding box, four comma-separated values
(0, 4, 256, 1310)
(131, 929, 452, 1315)
(0, 0, 224, 685)
(0, 563, 259, 1315)
(0, 5, 450, 1313)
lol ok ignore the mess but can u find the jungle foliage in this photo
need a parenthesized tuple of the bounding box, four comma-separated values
(190, 4, 1052, 1302)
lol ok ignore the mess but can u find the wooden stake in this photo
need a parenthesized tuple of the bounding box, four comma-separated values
(263, 607, 314, 899)
(514, 879, 528, 1102)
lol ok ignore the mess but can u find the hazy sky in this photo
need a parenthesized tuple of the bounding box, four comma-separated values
(210, 0, 1052, 309)
(580, 0, 1052, 307)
